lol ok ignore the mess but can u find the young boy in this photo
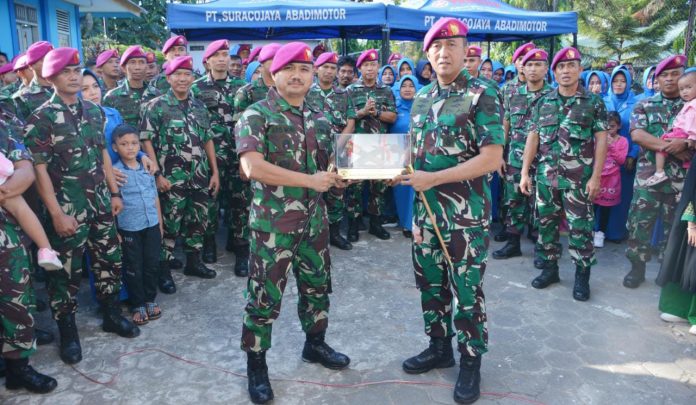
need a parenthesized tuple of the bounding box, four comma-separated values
(111, 124, 163, 325)
(646, 71, 696, 186)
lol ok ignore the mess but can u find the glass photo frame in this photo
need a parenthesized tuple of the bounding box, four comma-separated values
(334, 133, 411, 180)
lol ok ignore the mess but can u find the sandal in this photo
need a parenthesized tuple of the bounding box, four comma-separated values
(146, 302, 162, 320)
(645, 172, 668, 187)
(132, 306, 149, 326)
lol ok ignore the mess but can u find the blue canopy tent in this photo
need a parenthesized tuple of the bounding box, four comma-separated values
(166, 0, 387, 41)
(387, 0, 578, 42)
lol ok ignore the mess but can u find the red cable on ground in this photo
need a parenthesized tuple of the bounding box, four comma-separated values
(70, 348, 546, 405)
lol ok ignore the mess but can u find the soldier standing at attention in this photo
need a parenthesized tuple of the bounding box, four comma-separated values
(94, 49, 121, 92)
(103, 46, 160, 128)
(493, 49, 553, 261)
(306, 51, 356, 250)
(346, 49, 397, 242)
(519, 47, 608, 301)
(141, 56, 220, 291)
(623, 55, 689, 288)
(462, 45, 482, 78)
(229, 44, 280, 277)
(192, 40, 246, 265)
(13, 41, 54, 121)
(25, 48, 141, 366)
(235, 42, 350, 405)
(150, 35, 189, 92)
(396, 18, 504, 404)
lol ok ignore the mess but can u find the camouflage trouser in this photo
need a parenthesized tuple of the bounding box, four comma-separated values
(0, 222, 36, 359)
(412, 226, 489, 357)
(503, 168, 536, 235)
(227, 160, 252, 244)
(46, 198, 122, 319)
(626, 187, 678, 263)
(205, 157, 229, 238)
(241, 227, 331, 352)
(536, 183, 596, 268)
(325, 188, 345, 225)
(345, 180, 385, 219)
(160, 186, 209, 261)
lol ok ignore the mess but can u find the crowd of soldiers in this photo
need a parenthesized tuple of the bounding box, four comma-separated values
(0, 14, 692, 405)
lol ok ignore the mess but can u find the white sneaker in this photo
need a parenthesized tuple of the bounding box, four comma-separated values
(660, 313, 689, 323)
(689, 325, 696, 335)
(593, 231, 605, 248)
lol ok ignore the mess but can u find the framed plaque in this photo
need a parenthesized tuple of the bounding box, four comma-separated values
(334, 133, 411, 180)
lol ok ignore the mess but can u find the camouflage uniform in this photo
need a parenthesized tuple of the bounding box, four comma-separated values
(410, 68, 504, 357)
(502, 82, 553, 235)
(528, 87, 608, 269)
(103, 80, 160, 127)
(626, 94, 686, 263)
(0, 115, 37, 359)
(23, 95, 123, 319)
(230, 78, 270, 243)
(306, 83, 356, 225)
(345, 79, 396, 219)
(140, 90, 213, 261)
(235, 87, 333, 352)
(12, 79, 52, 121)
(192, 73, 246, 239)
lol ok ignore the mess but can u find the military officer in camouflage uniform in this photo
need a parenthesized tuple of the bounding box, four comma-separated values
(623, 55, 690, 288)
(462, 45, 483, 78)
(229, 44, 280, 277)
(519, 47, 608, 302)
(235, 42, 350, 405)
(346, 49, 397, 241)
(141, 56, 220, 290)
(150, 35, 189, 92)
(12, 42, 54, 121)
(0, 111, 57, 394)
(306, 51, 356, 251)
(103, 46, 160, 127)
(493, 49, 553, 261)
(25, 48, 140, 366)
(192, 40, 246, 266)
(395, 19, 504, 404)
(501, 42, 535, 111)
(94, 49, 121, 92)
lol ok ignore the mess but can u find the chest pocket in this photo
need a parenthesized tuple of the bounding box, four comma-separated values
(165, 120, 189, 148)
(510, 94, 528, 129)
(567, 103, 594, 140)
(352, 90, 368, 110)
(433, 96, 474, 155)
(266, 122, 302, 171)
(52, 128, 87, 173)
(645, 104, 669, 129)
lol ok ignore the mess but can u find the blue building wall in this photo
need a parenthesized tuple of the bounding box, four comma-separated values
(0, 0, 82, 59)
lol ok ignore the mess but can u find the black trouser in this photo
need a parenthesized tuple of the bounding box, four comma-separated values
(119, 225, 161, 308)
(595, 205, 612, 233)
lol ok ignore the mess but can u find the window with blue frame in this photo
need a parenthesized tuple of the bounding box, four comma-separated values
(15, 3, 39, 51)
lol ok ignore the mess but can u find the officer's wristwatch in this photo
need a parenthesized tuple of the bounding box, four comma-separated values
(110, 191, 122, 198)
(154, 170, 162, 178)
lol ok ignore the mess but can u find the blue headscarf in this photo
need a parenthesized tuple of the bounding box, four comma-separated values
(580, 70, 590, 85)
(245, 61, 261, 83)
(415, 60, 432, 86)
(686, 67, 696, 74)
(229, 44, 240, 56)
(605, 65, 635, 109)
(642, 66, 656, 98)
(585, 70, 608, 96)
(478, 58, 493, 78)
(396, 58, 416, 79)
(378, 65, 396, 87)
(491, 61, 505, 84)
(391, 74, 419, 134)
(503, 65, 516, 85)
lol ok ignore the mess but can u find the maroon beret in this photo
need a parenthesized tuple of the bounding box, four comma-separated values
(315, 52, 338, 67)
(551, 47, 581, 71)
(654, 55, 686, 78)
(521, 48, 548, 66)
(512, 42, 535, 63)
(388, 53, 402, 64)
(248, 47, 263, 63)
(145, 52, 156, 64)
(13, 54, 28, 71)
(165, 55, 193, 75)
(423, 18, 468, 52)
(162, 35, 187, 54)
(258, 43, 282, 64)
(96, 49, 119, 68)
(120, 46, 146, 66)
(356, 49, 379, 68)
(26, 41, 53, 65)
(270, 42, 312, 75)
(203, 39, 230, 63)
(466, 46, 482, 58)
(0, 63, 13, 75)
(42, 47, 80, 78)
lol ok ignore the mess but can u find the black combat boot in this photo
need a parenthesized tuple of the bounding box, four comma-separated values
(5, 358, 57, 394)
(347, 218, 360, 242)
(35, 329, 54, 346)
(623, 260, 646, 289)
(534, 256, 546, 269)
(102, 298, 140, 338)
(493, 228, 508, 242)
(247, 351, 274, 404)
(202, 234, 217, 264)
(226, 227, 236, 252)
(56, 313, 82, 364)
(357, 214, 367, 231)
(233, 244, 250, 277)
(573, 266, 591, 301)
(169, 257, 183, 270)
(0, 358, 4, 378)
(402, 336, 455, 374)
(301, 332, 350, 370)
(531, 261, 560, 289)
(492, 234, 522, 260)
(329, 222, 352, 250)
(184, 252, 217, 279)
(453, 355, 481, 404)
(368, 215, 390, 240)
(158, 260, 176, 294)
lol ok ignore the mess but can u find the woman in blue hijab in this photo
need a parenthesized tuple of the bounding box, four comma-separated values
(635, 66, 656, 101)
(601, 65, 639, 242)
(491, 61, 505, 85)
(585, 70, 608, 97)
(415, 60, 433, 86)
(503, 65, 516, 84)
(390, 75, 418, 237)
(396, 58, 416, 80)
(245, 61, 261, 83)
(378, 65, 396, 87)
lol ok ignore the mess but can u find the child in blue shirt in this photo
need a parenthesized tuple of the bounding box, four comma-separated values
(112, 124, 163, 326)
